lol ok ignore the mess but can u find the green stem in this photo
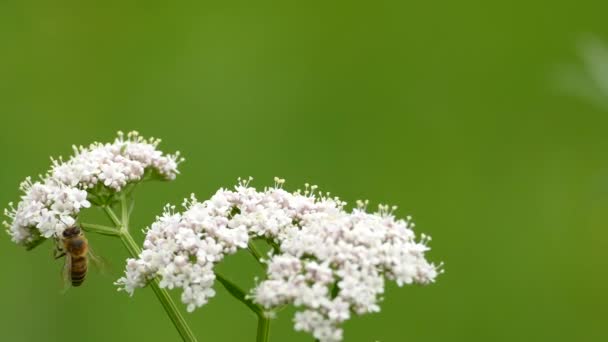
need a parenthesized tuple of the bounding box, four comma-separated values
(80, 222, 121, 236)
(92, 194, 271, 342)
(151, 279, 197, 340)
(214, 272, 270, 342)
(267, 239, 281, 254)
(247, 241, 265, 267)
(112, 194, 198, 342)
(103, 206, 122, 227)
(256, 314, 270, 342)
(119, 228, 141, 256)
(119, 230, 198, 342)
(120, 193, 129, 232)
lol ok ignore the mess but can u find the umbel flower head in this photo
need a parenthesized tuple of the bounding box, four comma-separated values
(117, 178, 442, 342)
(3, 131, 183, 246)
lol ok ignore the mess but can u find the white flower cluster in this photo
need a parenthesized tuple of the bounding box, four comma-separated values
(117, 178, 441, 342)
(115, 198, 249, 312)
(3, 131, 183, 244)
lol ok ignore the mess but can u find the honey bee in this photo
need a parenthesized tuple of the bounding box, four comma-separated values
(54, 226, 89, 287)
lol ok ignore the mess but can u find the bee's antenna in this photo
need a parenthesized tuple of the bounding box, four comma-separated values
(57, 216, 74, 228)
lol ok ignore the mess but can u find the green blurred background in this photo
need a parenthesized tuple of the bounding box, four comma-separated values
(1, 1, 607, 341)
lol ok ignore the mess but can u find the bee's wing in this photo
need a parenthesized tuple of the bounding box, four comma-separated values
(61, 254, 72, 294)
(87, 246, 110, 276)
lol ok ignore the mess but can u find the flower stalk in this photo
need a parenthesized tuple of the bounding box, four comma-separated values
(119, 228, 198, 342)
(83, 194, 270, 342)
(80, 222, 121, 237)
(257, 314, 270, 342)
(97, 198, 199, 342)
(214, 271, 269, 342)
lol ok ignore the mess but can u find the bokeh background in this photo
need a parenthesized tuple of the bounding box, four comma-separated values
(1, 1, 607, 341)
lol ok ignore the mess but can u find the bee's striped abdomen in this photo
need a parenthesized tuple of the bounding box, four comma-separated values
(71, 255, 88, 287)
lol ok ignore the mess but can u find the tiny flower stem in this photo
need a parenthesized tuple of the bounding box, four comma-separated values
(247, 241, 265, 267)
(102, 206, 122, 227)
(80, 222, 121, 236)
(267, 239, 281, 254)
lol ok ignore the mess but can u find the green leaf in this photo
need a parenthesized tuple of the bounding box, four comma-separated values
(215, 272, 264, 317)
(24, 229, 47, 251)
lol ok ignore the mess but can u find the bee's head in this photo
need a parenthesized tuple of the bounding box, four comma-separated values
(62, 226, 81, 238)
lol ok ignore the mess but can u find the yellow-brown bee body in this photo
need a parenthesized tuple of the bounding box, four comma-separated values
(62, 226, 89, 287)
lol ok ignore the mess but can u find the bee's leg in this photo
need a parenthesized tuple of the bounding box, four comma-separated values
(53, 238, 66, 259)
(54, 246, 66, 259)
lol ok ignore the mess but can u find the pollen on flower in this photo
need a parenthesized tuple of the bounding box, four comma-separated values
(116, 178, 441, 342)
(356, 199, 370, 210)
(3, 131, 183, 244)
(273, 177, 286, 188)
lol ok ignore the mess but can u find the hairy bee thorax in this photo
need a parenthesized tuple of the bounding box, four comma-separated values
(62, 226, 87, 255)
(66, 238, 88, 256)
